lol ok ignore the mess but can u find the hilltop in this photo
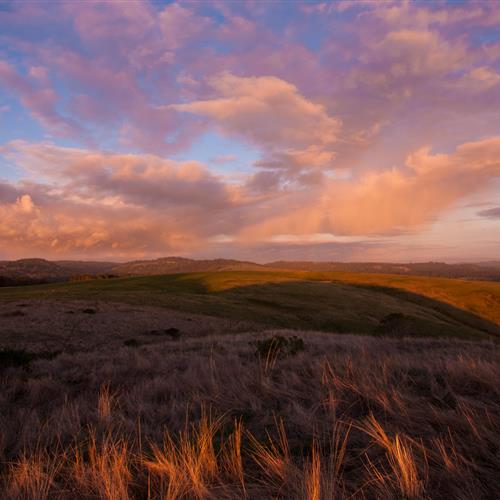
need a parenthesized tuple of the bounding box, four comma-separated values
(113, 257, 270, 275)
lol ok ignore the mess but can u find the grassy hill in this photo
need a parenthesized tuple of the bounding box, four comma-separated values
(1, 271, 499, 498)
(1, 271, 498, 339)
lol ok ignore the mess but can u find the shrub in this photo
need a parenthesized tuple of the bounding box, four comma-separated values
(0, 349, 34, 368)
(164, 327, 181, 340)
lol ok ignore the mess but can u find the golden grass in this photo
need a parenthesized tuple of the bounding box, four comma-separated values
(361, 414, 423, 498)
(72, 433, 131, 500)
(322, 271, 500, 326)
(7, 451, 60, 500)
(144, 411, 225, 499)
(1, 415, 447, 499)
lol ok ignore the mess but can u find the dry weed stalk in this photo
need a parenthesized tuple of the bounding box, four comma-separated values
(72, 432, 131, 500)
(361, 413, 424, 498)
(7, 450, 61, 500)
(144, 411, 223, 499)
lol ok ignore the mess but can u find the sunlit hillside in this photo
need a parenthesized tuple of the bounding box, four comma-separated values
(1, 271, 498, 338)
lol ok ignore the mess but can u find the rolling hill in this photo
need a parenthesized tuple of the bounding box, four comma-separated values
(1, 270, 498, 339)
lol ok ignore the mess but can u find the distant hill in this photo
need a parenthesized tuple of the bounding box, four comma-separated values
(55, 260, 117, 275)
(477, 261, 500, 268)
(1, 270, 499, 335)
(2, 257, 500, 285)
(264, 261, 500, 281)
(0, 259, 117, 286)
(0, 259, 69, 285)
(111, 257, 269, 275)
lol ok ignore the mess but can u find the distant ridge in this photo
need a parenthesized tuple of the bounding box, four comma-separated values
(0, 259, 117, 285)
(112, 257, 269, 275)
(2, 257, 500, 285)
(264, 260, 500, 280)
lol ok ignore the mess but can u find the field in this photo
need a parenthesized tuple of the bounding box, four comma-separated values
(1, 271, 499, 498)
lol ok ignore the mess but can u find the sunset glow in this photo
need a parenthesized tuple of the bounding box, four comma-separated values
(1, 0, 499, 261)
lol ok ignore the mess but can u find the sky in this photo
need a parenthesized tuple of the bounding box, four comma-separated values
(0, 0, 499, 263)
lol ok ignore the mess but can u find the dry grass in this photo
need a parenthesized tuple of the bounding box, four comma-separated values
(72, 433, 131, 500)
(361, 414, 423, 498)
(1, 330, 499, 498)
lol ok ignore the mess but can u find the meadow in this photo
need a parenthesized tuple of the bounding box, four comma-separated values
(1, 271, 499, 498)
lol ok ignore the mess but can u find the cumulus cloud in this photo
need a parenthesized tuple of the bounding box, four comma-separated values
(238, 136, 500, 239)
(1, 136, 499, 258)
(0, 142, 253, 257)
(0, 0, 499, 260)
(2, 141, 243, 210)
(171, 73, 341, 177)
(0, 192, 184, 257)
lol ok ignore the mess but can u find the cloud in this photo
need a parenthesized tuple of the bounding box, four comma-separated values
(1, 135, 499, 259)
(0, 60, 84, 137)
(238, 136, 500, 239)
(0, 141, 254, 258)
(0, 191, 182, 257)
(2, 141, 246, 211)
(478, 207, 500, 219)
(213, 154, 236, 164)
(0, 0, 499, 260)
(171, 73, 341, 177)
(0, 1, 214, 154)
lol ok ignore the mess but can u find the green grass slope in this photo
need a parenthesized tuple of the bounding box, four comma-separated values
(1, 271, 498, 339)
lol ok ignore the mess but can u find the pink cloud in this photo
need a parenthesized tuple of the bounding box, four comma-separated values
(1, 135, 499, 259)
(0, 0, 499, 260)
(213, 154, 237, 164)
(172, 72, 341, 177)
(0, 60, 83, 137)
(1, 141, 246, 211)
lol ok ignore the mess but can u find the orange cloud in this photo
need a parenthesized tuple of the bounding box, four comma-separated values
(0, 142, 252, 258)
(239, 136, 500, 239)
